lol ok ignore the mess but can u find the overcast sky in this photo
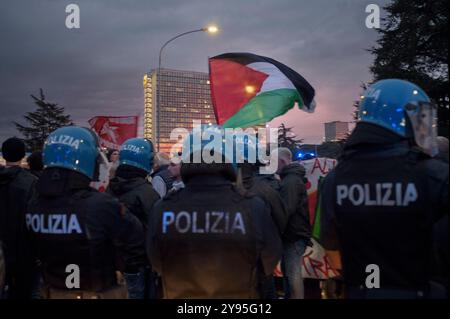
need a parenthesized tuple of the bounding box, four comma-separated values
(0, 0, 390, 144)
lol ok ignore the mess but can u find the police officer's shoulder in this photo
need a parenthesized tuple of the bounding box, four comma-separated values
(237, 188, 267, 212)
(404, 146, 448, 181)
(8, 167, 38, 193)
(250, 179, 279, 201)
(151, 192, 178, 214)
(135, 179, 159, 194)
(317, 170, 337, 205)
(160, 185, 184, 202)
(14, 167, 37, 183)
(247, 195, 273, 232)
(321, 169, 337, 186)
(228, 184, 257, 201)
(418, 156, 449, 184)
(83, 188, 122, 211)
(249, 194, 266, 210)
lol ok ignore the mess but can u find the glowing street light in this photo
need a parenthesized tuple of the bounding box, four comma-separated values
(204, 25, 219, 34)
(156, 25, 220, 150)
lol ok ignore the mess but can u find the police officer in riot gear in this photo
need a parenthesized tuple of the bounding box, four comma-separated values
(235, 133, 288, 299)
(108, 138, 159, 226)
(26, 126, 145, 299)
(235, 133, 287, 235)
(319, 79, 449, 299)
(147, 125, 283, 298)
(107, 138, 160, 299)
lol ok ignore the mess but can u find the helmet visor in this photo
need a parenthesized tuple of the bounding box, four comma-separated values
(405, 101, 438, 157)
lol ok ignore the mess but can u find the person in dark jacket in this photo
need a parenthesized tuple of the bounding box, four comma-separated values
(26, 151, 44, 179)
(147, 126, 283, 298)
(26, 126, 144, 299)
(238, 162, 287, 299)
(107, 138, 160, 299)
(276, 147, 311, 299)
(319, 79, 449, 299)
(235, 133, 288, 299)
(0, 137, 37, 299)
(239, 164, 287, 238)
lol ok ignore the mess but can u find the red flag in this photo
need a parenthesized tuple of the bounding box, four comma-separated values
(209, 58, 268, 125)
(88, 116, 138, 150)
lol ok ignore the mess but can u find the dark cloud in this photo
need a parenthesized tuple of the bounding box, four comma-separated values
(0, 0, 390, 144)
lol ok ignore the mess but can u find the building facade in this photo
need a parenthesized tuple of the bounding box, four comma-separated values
(143, 68, 217, 153)
(324, 121, 349, 142)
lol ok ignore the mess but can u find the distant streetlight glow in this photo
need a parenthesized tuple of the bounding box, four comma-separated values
(205, 25, 219, 34)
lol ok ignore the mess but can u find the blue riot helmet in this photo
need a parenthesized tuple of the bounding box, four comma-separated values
(181, 124, 235, 165)
(119, 138, 154, 173)
(43, 126, 101, 180)
(359, 79, 438, 156)
(179, 124, 238, 181)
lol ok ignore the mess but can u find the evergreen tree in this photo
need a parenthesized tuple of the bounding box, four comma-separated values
(370, 0, 449, 136)
(14, 89, 73, 151)
(278, 123, 303, 153)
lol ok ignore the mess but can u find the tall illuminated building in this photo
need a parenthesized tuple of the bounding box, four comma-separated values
(143, 68, 217, 153)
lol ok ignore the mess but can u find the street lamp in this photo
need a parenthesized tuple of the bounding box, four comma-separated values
(156, 25, 219, 151)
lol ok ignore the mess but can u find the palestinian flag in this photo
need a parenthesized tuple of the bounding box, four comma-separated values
(209, 52, 316, 128)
